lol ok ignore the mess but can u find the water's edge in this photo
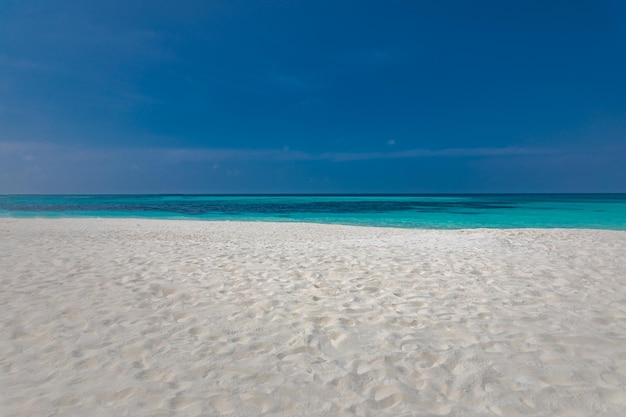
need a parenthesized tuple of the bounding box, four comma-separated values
(2, 194, 625, 230)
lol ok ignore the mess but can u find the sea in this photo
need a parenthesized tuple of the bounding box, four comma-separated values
(1, 194, 626, 230)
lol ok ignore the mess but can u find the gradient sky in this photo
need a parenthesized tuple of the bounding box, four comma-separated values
(1, 1, 625, 193)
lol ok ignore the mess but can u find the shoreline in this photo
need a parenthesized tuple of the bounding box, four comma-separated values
(3, 215, 626, 232)
(2, 218, 626, 416)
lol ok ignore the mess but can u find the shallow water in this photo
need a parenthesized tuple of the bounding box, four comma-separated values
(1, 194, 625, 229)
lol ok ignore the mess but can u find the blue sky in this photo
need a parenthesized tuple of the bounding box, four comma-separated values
(1, 0, 625, 193)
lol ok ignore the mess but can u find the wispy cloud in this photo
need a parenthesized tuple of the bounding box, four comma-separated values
(265, 72, 315, 92)
(319, 146, 558, 162)
(1, 140, 622, 194)
(0, 140, 560, 164)
(0, 54, 52, 72)
(151, 144, 559, 163)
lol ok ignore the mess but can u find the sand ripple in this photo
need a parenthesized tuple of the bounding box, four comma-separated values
(1, 219, 626, 416)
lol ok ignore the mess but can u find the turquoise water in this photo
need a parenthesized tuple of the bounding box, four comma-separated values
(1, 194, 625, 229)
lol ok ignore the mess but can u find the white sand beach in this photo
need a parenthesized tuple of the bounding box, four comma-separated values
(1, 218, 626, 416)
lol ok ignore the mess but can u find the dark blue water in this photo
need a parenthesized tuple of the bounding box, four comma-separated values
(1, 194, 625, 229)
